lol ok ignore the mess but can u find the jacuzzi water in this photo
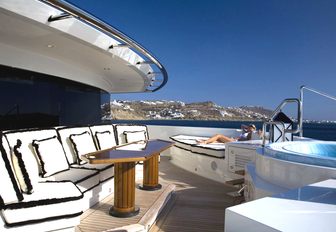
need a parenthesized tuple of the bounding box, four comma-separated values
(264, 141, 336, 168)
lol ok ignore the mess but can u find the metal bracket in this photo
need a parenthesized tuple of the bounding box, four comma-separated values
(147, 71, 162, 75)
(136, 61, 154, 65)
(109, 44, 131, 49)
(48, 13, 72, 22)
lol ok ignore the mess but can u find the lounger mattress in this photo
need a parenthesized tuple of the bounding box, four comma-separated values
(191, 143, 226, 158)
(170, 135, 226, 158)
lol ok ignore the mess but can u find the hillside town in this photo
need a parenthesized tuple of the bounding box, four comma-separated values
(101, 100, 273, 121)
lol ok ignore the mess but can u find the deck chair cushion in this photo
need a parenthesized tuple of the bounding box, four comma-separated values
(69, 131, 97, 164)
(57, 127, 92, 165)
(0, 135, 23, 205)
(32, 136, 69, 177)
(191, 143, 226, 158)
(89, 125, 116, 150)
(12, 140, 39, 194)
(170, 135, 226, 158)
(70, 163, 114, 182)
(124, 130, 147, 143)
(114, 124, 148, 145)
(1, 181, 83, 227)
(4, 128, 60, 192)
(95, 131, 116, 150)
(42, 168, 100, 193)
(170, 135, 210, 151)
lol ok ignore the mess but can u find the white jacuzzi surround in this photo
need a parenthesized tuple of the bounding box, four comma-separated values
(246, 141, 336, 201)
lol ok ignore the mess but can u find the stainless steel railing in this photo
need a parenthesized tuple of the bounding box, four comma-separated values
(264, 86, 336, 142)
(299, 86, 336, 137)
(262, 98, 298, 145)
(270, 98, 301, 134)
(39, 0, 168, 92)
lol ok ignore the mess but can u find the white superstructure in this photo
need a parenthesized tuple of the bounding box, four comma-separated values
(0, 0, 167, 93)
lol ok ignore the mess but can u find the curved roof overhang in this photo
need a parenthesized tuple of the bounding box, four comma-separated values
(0, 0, 168, 93)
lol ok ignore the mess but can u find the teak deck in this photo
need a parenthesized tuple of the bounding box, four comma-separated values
(76, 156, 238, 232)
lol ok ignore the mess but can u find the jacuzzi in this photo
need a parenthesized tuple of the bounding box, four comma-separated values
(264, 141, 336, 168)
(244, 141, 336, 201)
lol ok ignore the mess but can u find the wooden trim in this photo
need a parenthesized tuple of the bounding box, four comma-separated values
(85, 156, 145, 164)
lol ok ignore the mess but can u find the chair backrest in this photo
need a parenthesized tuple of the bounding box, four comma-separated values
(89, 124, 117, 150)
(0, 132, 23, 204)
(4, 128, 61, 193)
(57, 126, 97, 164)
(114, 124, 149, 145)
(4, 128, 59, 175)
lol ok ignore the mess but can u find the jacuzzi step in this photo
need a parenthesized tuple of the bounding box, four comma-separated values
(226, 191, 245, 205)
(235, 169, 245, 175)
(225, 177, 244, 186)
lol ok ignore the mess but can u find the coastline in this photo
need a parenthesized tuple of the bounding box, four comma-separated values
(109, 119, 336, 141)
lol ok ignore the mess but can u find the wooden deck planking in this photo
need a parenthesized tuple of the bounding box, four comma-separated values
(77, 184, 165, 232)
(151, 156, 238, 232)
(77, 156, 239, 232)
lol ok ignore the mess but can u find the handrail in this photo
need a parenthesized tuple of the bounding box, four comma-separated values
(262, 121, 286, 146)
(299, 85, 336, 136)
(39, 0, 168, 92)
(270, 98, 301, 134)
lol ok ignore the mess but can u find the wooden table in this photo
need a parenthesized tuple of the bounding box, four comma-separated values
(81, 139, 173, 218)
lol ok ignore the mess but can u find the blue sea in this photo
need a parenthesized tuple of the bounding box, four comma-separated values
(111, 120, 336, 141)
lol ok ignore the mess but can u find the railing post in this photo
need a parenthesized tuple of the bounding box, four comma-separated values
(262, 121, 285, 147)
(299, 86, 305, 137)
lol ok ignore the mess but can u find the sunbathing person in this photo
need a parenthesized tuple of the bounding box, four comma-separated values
(198, 124, 257, 144)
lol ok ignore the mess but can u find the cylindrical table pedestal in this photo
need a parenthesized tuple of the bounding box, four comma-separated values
(109, 162, 139, 217)
(139, 153, 162, 191)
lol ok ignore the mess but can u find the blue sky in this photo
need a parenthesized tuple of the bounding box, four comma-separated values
(68, 0, 336, 120)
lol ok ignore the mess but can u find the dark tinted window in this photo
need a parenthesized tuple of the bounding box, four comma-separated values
(0, 65, 110, 130)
